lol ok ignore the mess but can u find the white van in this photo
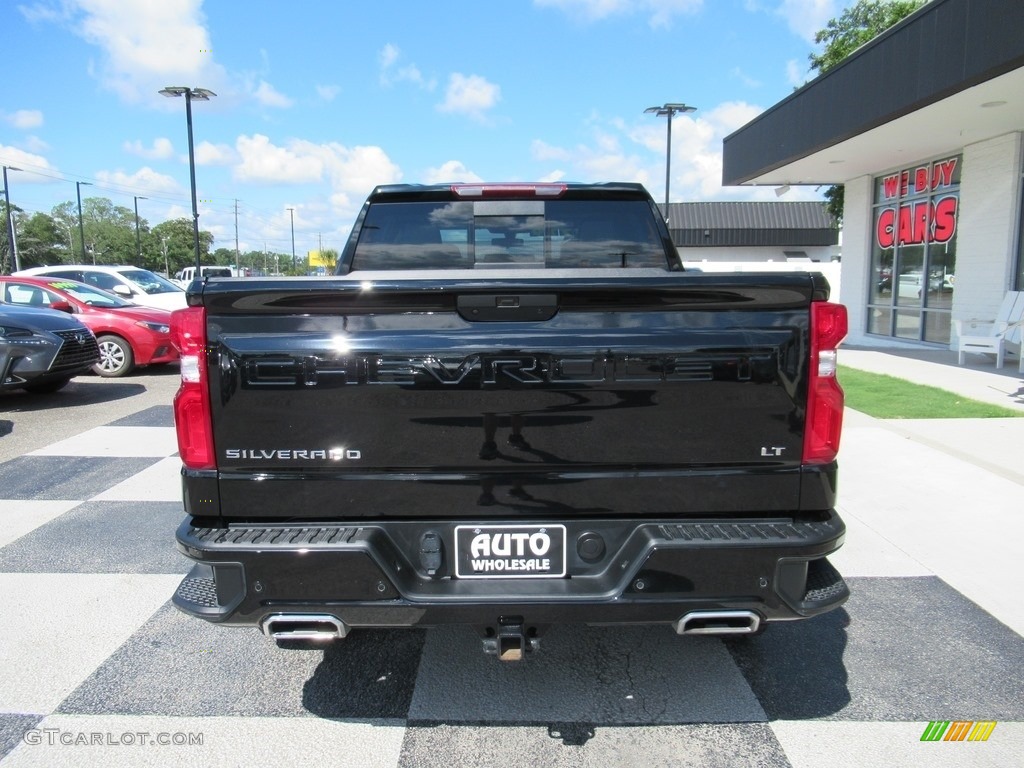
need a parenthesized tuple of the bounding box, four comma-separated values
(173, 265, 234, 287)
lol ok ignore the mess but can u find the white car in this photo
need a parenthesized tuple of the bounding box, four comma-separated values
(14, 265, 187, 310)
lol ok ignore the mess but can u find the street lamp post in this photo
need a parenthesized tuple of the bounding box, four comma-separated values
(644, 102, 696, 215)
(134, 196, 147, 265)
(159, 86, 216, 272)
(76, 181, 93, 262)
(2, 165, 22, 273)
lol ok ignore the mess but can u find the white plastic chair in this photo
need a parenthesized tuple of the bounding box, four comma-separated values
(954, 291, 1024, 368)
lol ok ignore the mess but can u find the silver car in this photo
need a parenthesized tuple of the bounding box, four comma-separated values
(0, 303, 100, 393)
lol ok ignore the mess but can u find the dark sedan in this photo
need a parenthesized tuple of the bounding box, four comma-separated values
(0, 303, 99, 393)
(0, 276, 177, 377)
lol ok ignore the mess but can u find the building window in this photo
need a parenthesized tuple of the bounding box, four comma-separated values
(867, 155, 961, 343)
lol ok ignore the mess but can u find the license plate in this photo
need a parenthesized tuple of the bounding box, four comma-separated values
(454, 524, 567, 579)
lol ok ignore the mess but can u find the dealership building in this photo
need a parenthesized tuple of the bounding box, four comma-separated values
(723, 0, 1024, 348)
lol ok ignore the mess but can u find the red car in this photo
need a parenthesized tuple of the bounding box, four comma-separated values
(0, 275, 178, 377)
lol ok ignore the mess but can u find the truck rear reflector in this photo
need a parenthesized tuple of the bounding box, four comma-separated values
(803, 301, 848, 465)
(170, 306, 216, 470)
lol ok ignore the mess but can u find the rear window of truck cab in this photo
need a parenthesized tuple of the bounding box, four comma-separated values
(349, 199, 671, 270)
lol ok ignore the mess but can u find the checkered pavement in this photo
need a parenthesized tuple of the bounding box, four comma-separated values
(1, 404, 1022, 767)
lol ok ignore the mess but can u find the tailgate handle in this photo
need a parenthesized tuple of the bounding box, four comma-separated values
(457, 294, 558, 322)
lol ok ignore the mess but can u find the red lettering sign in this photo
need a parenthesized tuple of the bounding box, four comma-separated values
(879, 157, 958, 201)
(876, 196, 958, 249)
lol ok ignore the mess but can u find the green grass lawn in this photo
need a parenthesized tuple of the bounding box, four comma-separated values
(838, 365, 1023, 419)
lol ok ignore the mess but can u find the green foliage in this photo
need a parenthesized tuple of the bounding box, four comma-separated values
(838, 366, 1023, 419)
(151, 217, 215, 275)
(809, 0, 926, 223)
(809, 0, 926, 75)
(211, 247, 236, 265)
(17, 212, 67, 268)
(822, 184, 845, 226)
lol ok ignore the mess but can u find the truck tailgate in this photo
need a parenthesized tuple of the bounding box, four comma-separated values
(197, 272, 824, 521)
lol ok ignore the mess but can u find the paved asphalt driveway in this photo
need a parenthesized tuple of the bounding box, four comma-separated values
(0, 369, 1021, 767)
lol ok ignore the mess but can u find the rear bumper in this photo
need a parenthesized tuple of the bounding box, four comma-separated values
(172, 512, 848, 633)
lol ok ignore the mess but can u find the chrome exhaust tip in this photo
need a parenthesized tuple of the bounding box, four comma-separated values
(260, 614, 349, 641)
(674, 610, 760, 636)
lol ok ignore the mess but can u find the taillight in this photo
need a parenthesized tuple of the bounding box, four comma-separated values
(451, 183, 567, 198)
(170, 306, 216, 470)
(803, 301, 848, 465)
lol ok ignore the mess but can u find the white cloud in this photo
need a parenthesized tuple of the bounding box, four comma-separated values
(54, 0, 228, 103)
(18, 2, 73, 23)
(23, 136, 50, 153)
(234, 135, 322, 183)
(94, 166, 184, 195)
(4, 110, 44, 129)
(437, 73, 501, 121)
(123, 137, 174, 160)
(774, 0, 839, 42)
(316, 84, 341, 101)
(194, 140, 235, 166)
(534, 0, 702, 28)
(378, 43, 435, 90)
(233, 134, 401, 218)
(423, 161, 483, 184)
(787, 58, 810, 87)
(253, 80, 293, 108)
(531, 140, 571, 162)
(0, 145, 59, 181)
(531, 100, 772, 201)
(731, 67, 762, 89)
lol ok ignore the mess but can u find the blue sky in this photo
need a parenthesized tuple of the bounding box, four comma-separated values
(1, 0, 844, 256)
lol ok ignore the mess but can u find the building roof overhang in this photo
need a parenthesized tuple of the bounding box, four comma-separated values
(722, 0, 1024, 188)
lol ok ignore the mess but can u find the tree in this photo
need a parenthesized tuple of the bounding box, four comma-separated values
(810, 0, 926, 222)
(17, 212, 66, 268)
(211, 247, 236, 266)
(50, 197, 142, 265)
(151, 218, 215, 276)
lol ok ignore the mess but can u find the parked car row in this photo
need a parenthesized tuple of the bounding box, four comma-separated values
(0, 276, 178, 378)
(15, 264, 187, 310)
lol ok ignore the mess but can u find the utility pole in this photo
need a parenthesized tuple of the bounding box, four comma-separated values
(287, 207, 296, 271)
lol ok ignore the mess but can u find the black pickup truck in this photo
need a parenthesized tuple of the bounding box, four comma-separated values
(170, 182, 849, 660)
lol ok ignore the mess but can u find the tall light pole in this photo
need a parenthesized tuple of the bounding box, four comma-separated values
(159, 86, 216, 272)
(133, 196, 147, 265)
(76, 181, 93, 262)
(287, 207, 296, 271)
(2, 165, 21, 273)
(644, 102, 696, 215)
